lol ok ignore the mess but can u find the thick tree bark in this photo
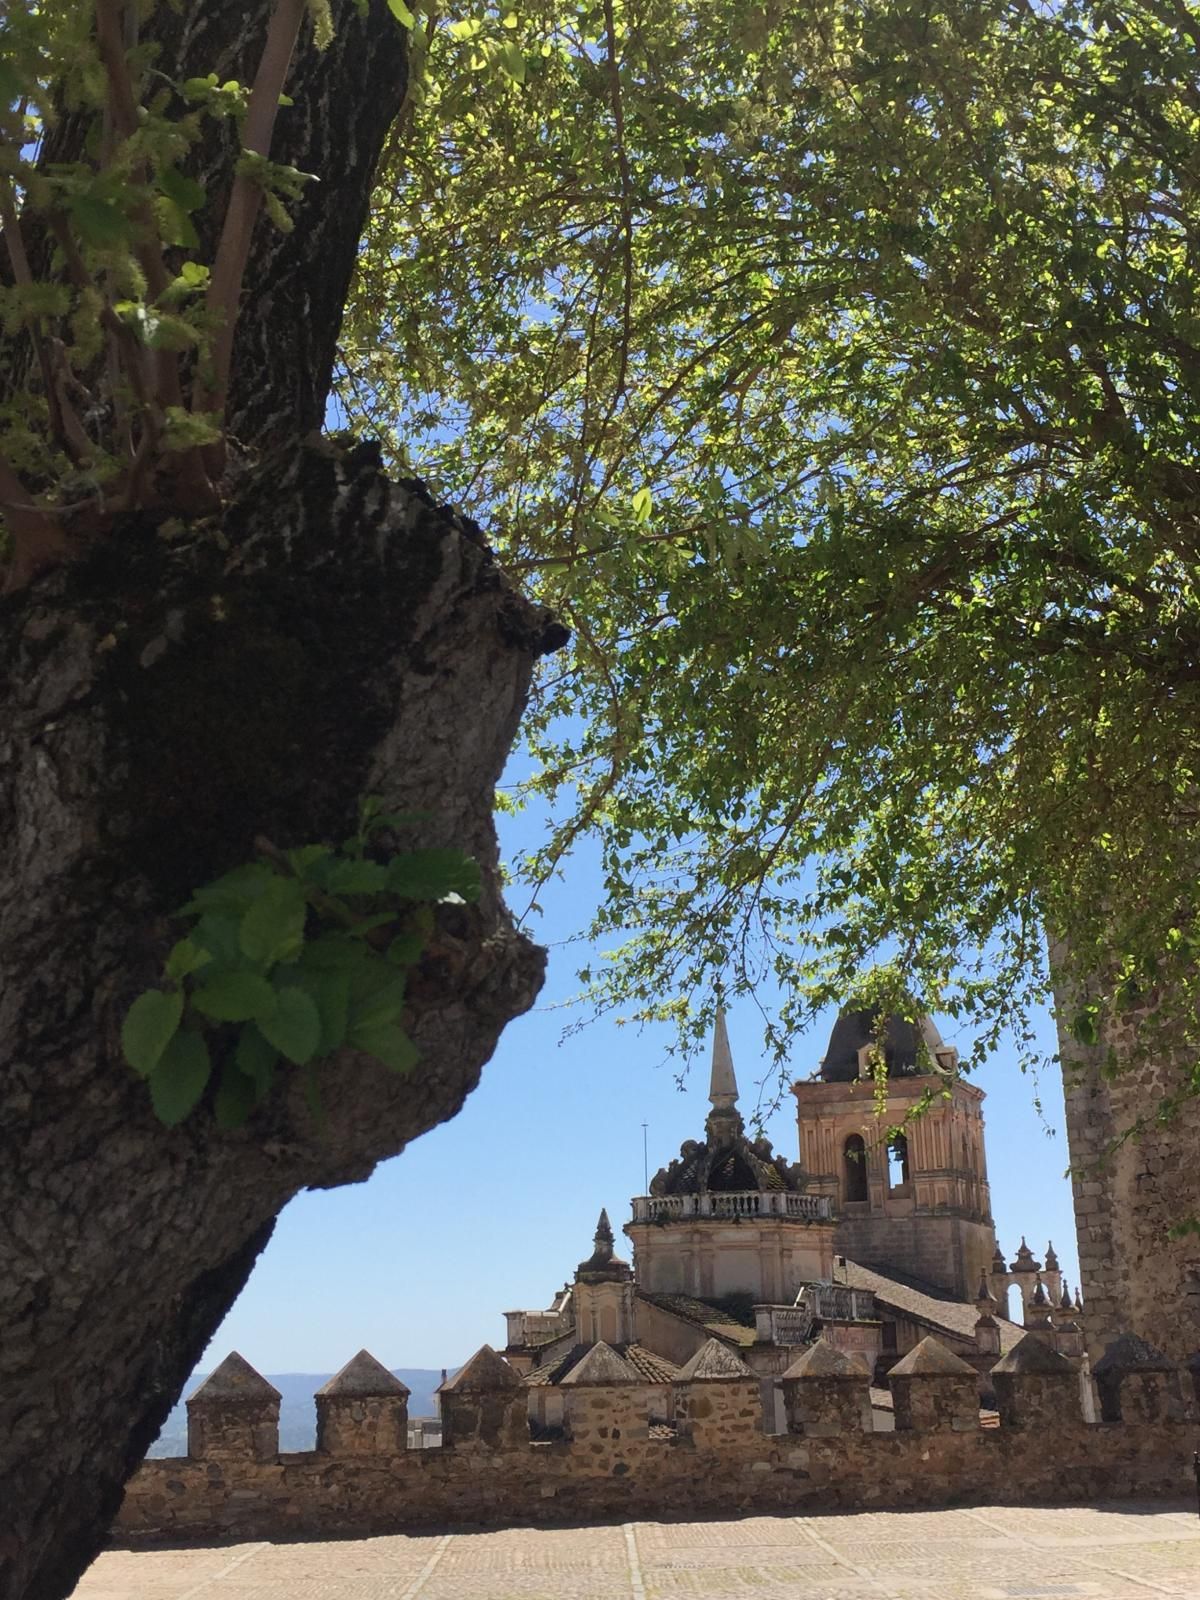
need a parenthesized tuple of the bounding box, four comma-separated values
(0, 6, 565, 1599)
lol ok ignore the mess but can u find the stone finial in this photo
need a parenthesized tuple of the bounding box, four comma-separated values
(974, 1313, 1001, 1358)
(992, 1241, 1007, 1272)
(676, 1338, 754, 1381)
(1010, 1237, 1039, 1273)
(888, 1337, 979, 1434)
(438, 1346, 527, 1449)
(186, 1352, 281, 1462)
(438, 1345, 523, 1393)
(1044, 1241, 1060, 1271)
(975, 1271, 998, 1310)
(1094, 1333, 1184, 1424)
(316, 1350, 410, 1456)
(1031, 1275, 1049, 1308)
(709, 1006, 739, 1113)
(990, 1334, 1079, 1429)
(1059, 1280, 1073, 1310)
(1073, 1288, 1084, 1312)
(782, 1338, 871, 1437)
(576, 1209, 632, 1282)
(560, 1342, 641, 1385)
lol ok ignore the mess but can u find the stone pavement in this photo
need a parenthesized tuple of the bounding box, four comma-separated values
(73, 1502, 1200, 1600)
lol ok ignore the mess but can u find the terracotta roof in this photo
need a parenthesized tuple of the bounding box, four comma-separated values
(837, 1260, 1025, 1353)
(525, 1342, 681, 1388)
(637, 1291, 757, 1348)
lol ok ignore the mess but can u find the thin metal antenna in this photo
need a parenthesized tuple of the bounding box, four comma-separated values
(641, 1122, 649, 1193)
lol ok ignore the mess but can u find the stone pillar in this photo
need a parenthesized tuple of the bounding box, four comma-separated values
(437, 1344, 528, 1449)
(316, 1349, 410, 1455)
(1093, 1334, 1185, 1424)
(888, 1336, 979, 1432)
(560, 1341, 646, 1443)
(673, 1338, 762, 1445)
(780, 1338, 871, 1436)
(186, 1351, 280, 1462)
(1057, 998, 1200, 1362)
(990, 1334, 1080, 1428)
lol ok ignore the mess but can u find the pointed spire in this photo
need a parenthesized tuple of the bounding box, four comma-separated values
(975, 1270, 998, 1309)
(1044, 1240, 1060, 1271)
(1031, 1274, 1049, 1307)
(709, 1007, 739, 1112)
(576, 1206, 631, 1281)
(1059, 1280, 1073, 1310)
(1074, 1288, 1084, 1311)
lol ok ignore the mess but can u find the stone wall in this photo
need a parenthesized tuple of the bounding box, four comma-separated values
(1057, 1017, 1200, 1362)
(115, 1338, 1197, 1545)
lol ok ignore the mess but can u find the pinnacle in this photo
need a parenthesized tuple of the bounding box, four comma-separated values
(709, 1006, 739, 1112)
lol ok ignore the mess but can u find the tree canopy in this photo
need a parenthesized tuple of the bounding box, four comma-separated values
(339, 0, 1200, 1079)
(5, 0, 1200, 1081)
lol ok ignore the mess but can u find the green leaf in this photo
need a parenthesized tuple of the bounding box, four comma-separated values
(156, 164, 207, 214)
(349, 958, 408, 1030)
(214, 1062, 258, 1130)
(497, 42, 526, 83)
(235, 1026, 279, 1099)
(301, 933, 366, 969)
(148, 1032, 212, 1125)
(192, 970, 279, 1024)
(388, 848, 482, 903)
(386, 931, 426, 966)
(308, 970, 351, 1054)
(287, 844, 334, 879)
(69, 194, 128, 247)
(122, 990, 184, 1077)
(387, 0, 416, 26)
(240, 877, 308, 965)
(1072, 1010, 1099, 1048)
(631, 486, 653, 523)
(191, 912, 242, 965)
(321, 858, 391, 894)
(165, 938, 212, 980)
(180, 864, 275, 916)
(258, 985, 321, 1065)
(350, 1020, 419, 1074)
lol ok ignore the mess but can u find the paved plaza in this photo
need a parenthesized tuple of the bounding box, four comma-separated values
(73, 1502, 1200, 1600)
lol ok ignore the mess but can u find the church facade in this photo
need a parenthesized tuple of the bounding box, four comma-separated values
(501, 1010, 1080, 1427)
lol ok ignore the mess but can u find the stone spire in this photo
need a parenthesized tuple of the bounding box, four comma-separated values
(1044, 1240, 1060, 1271)
(709, 1007, 739, 1113)
(1059, 1280, 1073, 1310)
(576, 1207, 631, 1282)
(975, 1270, 998, 1310)
(1031, 1274, 1049, 1308)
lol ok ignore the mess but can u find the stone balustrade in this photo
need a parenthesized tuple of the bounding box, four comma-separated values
(118, 1333, 1196, 1546)
(630, 1191, 831, 1222)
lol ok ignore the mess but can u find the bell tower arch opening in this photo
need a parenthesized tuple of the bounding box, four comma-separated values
(843, 1134, 868, 1204)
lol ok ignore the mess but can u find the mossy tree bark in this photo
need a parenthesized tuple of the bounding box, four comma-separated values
(0, 6, 563, 1598)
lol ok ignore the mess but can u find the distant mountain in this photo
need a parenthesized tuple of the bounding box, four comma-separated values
(147, 1368, 454, 1457)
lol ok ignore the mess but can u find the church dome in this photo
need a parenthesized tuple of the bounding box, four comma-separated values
(819, 1008, 946, 1083)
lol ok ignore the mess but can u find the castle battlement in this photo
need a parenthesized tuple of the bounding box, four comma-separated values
(117, 1334, 1197, 1544)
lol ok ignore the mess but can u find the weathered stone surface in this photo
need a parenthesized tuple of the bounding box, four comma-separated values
(438, 1346, 527, 1450)
(1094, 1335, 1185, 1424)
(440, 1346, 523, 1392)
(889, 1337, 980, 1433)
(559, 1342, 641, 1386)
(316, 1351, 410, 1457)
(676, 1339, 753, 1382)
(781, 1338, 871, 1437)
(990, 1336, 1080, 1429)
(186, 1355, 280, 1463)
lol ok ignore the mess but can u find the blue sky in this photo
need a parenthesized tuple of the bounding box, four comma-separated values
(198, 767, 1080, 1376)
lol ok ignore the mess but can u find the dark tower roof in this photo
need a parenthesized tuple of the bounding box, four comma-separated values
(819, 1009, 945, 1083)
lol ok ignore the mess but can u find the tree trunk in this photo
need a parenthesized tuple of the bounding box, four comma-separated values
(0, 6, 565, 1598)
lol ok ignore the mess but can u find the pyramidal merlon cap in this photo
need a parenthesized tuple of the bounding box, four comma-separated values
(676, 1337, 754, 1382)
(318, 1349, 410, 1398)
(559, 1341, 641, 1385)
(438, 1345, 523, 1393)
(991, 1334, 1074, 1376)
(888, 1336, 977, 1378)
(188, 1351, 281, 1403)
(782, 1338, 865, 1381)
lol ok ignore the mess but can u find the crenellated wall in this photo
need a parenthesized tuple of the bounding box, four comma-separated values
(115, 1336, 1198, 1544)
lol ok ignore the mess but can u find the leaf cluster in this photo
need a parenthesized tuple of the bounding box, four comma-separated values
(120, 799, 482, 1128)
